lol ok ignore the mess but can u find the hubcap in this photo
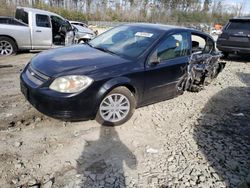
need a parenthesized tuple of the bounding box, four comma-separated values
(99, 93, 130, 123)
(0, 41, 13, 55)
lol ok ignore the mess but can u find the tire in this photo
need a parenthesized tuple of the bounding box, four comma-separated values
(0, 37, 17, 56)
(96, 86, 136, 126)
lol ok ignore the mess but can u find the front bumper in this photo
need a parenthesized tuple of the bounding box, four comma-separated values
(20, 70, 98, 121)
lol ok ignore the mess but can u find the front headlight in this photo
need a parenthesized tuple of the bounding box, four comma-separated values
(49, 75, 93, 93)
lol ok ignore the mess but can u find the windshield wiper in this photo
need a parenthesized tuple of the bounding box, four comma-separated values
(94, 46, 117, 56)
(84, 42, 93, 48)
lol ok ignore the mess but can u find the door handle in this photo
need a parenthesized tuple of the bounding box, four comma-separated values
(36, 30, 42, 32)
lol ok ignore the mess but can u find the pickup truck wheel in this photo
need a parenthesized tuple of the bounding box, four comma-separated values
(96, 86, 136, 126)
(0, 37, 17, 56)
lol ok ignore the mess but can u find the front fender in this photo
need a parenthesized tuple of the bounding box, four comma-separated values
(93, 77, 137, 113)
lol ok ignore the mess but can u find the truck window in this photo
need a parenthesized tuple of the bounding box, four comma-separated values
(15, 8, 29, 25)
(51, 16, 72, 32)
(36, 14, 50, 28)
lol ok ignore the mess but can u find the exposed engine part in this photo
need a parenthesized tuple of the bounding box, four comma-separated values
(177, 52, 226, 92)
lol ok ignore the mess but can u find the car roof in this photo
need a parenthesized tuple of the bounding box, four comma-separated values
(122, 23, 213, 40)
(123, 23, 185, 31)
(230, 16, 250, 21)
(123, 23, 206, 33)
(17, 6, 64, 19)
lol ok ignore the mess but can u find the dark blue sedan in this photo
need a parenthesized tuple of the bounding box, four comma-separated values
(20, 23, 223, 125)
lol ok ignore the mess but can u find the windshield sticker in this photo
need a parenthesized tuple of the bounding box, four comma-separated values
(135, 32, 153, 38)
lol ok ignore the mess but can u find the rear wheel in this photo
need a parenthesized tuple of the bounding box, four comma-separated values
(96, 86, 136, 126)
(0, 37, 17, 56)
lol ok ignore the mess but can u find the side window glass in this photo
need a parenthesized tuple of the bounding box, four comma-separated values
(51, 16, 71, 32)
(156, 32, 190, 62)
(36, 14, 50, 28)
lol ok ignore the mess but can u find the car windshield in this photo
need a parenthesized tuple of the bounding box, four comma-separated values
(89, 25, 161, 58)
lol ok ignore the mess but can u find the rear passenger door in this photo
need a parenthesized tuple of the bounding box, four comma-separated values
(143, 32, 190, 104)
(32, 14, 52, 48)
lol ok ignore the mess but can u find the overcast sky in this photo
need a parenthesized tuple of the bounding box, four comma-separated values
(225, 0, 250, 14)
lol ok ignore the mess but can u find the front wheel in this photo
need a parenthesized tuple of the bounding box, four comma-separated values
(96, 86, 136, 126)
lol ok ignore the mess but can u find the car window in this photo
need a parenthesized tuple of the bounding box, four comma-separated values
(154, 32, 190, 62)
(36, 14, 50, 28)
(227, 21, 250, 30)
(51, 16, 72, 31)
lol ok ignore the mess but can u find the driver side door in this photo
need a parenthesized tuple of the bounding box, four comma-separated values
(50, 16, 74, 46)
(143, 32, 190, 104)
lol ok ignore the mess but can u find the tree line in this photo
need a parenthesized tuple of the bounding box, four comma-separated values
(0, 0, 247, 24)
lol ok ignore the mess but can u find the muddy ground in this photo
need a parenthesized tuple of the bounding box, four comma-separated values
(0, 52, 249, 188)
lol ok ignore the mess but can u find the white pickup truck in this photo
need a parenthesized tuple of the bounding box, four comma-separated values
(0, 7, 75, 56)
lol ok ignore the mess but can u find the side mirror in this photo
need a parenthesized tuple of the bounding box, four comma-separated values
(149, 50, 160, 65)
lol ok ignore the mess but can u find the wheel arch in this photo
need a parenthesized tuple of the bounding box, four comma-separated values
(0, 35, 19, 50)
(93, 77, 138, 114)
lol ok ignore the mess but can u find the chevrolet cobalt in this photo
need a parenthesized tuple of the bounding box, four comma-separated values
(20, 23, 223, 125)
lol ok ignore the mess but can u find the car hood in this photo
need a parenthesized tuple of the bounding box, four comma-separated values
(73, 25, 94, 35)
(77, 27, 94, 35)
(31, 45, 130, 77)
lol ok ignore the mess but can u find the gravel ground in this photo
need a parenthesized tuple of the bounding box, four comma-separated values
(0, 53, 249, 188)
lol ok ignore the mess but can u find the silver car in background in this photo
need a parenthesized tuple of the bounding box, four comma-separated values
(0, 7, 75, 56)
(72, 24, 96, 43)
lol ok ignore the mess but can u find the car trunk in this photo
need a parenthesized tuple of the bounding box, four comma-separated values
(220, 20, 250, 48)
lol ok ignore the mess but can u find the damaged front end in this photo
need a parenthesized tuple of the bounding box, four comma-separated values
(178, 52, 226, 92)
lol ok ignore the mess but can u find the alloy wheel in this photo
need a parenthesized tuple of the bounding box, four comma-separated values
(0, 41, 13, 55)
(99, 93, 130, 123)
